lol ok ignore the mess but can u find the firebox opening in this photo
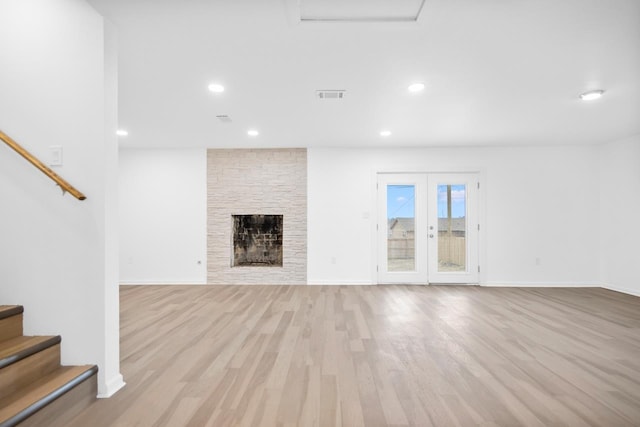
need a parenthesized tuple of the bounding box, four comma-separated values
(232, 214, 283, 267)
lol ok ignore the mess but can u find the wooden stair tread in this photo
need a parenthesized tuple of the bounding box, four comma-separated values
(0, 336, 61, 369)
(0, 306, 23, 321)
(0, 365, 98, 425)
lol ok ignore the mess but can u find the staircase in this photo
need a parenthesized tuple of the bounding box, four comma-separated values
(0, 305, 98, 427)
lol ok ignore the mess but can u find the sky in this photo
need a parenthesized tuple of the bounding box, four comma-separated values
(387, 184, 466, 219)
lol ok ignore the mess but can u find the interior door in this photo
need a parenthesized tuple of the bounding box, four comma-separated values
(377, 172, 479, 284)
(427, 174, 479, 283)
(377, 174, 428, 284)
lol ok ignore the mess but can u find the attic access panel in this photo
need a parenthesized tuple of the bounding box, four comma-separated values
(300, 0, 426, 22)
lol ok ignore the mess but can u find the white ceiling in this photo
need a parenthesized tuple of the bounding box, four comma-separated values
(87, 0, 640, 149)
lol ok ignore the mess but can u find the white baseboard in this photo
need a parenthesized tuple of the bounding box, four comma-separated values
(98, 374, 126, 398)
(481, 282, 601, 288)
(601, 283, 640, 297)
(206, 283, 308, 285)
(119, 281, 636, 296)
(120, 280, 207, 285)
(307, 280, 373, 285)
(122, 282, 311, 286)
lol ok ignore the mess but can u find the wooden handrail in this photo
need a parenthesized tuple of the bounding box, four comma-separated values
(0, 129, 86, 200)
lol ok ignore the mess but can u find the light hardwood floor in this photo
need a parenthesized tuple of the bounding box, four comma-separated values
(68, 285, 640, 426)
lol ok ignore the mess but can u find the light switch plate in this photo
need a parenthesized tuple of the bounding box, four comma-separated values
(49, 145, 63, 166)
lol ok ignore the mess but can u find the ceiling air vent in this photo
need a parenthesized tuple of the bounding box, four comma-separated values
(216, 115, 232, 123)
(316, 90, 346, 100)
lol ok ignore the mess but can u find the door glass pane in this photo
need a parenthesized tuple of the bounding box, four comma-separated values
(437, 184, 466, 272)
(387, 185, 415, 271)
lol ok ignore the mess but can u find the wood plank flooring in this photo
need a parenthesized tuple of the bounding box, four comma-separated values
(68, 285, 640, 426)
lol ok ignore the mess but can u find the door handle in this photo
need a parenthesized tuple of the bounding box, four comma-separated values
(429, 234, 434, 238)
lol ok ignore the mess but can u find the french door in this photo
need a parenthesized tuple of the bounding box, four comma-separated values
(377, 173, 479, 284)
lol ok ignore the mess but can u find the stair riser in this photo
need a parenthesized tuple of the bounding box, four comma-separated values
(0, 314, 22, 342)
(12, 372, 97, 427)
(0, 344, 60, 401)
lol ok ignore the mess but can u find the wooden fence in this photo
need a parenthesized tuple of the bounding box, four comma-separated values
(387, 234, 465, 268)
(438, 234, 465, 269)
(388, 238, 415, 259)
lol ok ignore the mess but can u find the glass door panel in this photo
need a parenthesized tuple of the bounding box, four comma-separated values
(437, 184, 466, 272)
(387, 185, 415, 272)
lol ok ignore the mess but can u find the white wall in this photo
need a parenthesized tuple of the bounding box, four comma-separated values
(118, 143, 639, 295)
(0, 0, 122, 396)
(308, 146, 601, 285)
(102, 18, 123, 397)
(599, 134, 640, 296)
(119, 148, 207, 284)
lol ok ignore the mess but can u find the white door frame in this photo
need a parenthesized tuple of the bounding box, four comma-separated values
(375, 171, 481, 285)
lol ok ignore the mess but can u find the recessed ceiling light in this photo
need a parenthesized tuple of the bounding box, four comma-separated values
(116, 129, 128, 137)
(247, 129, 259, 137)
(579, 89, 604, 101)
(380, 130, 392, 137)
(408, 83, 425, 93)
(208, 83, 225, 93)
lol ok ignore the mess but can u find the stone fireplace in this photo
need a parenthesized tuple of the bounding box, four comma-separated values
(207, 148, 306, 284)
(232, 214, 283, 266)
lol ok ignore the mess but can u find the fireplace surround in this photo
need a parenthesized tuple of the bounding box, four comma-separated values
(207, 148, 306, 284)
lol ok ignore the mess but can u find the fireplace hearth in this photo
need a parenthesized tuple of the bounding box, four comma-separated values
(232, 215, 283, 267)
